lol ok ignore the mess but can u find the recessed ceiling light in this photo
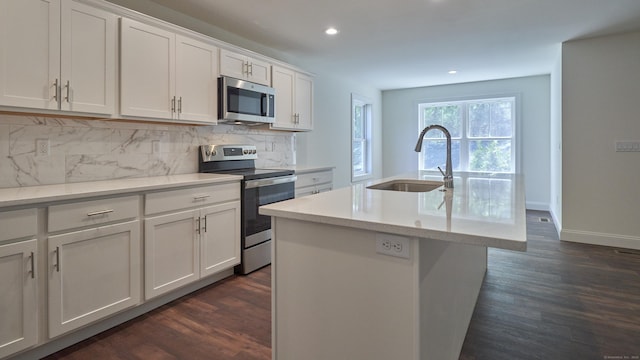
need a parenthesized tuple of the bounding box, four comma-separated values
(325, 27, 339, 35)
(448, 70, 457, 74)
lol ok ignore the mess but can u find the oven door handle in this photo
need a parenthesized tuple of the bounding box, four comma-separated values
(245, 175, 297, 189)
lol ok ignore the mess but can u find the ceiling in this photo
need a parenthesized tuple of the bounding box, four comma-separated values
(147, 0, 640, 90)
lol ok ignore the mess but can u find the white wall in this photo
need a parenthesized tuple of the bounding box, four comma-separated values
(561, 31, 640, 249)
(295, 73, 382, 189)
(382, 76, 551, 210)
(550, 46, 563, 230)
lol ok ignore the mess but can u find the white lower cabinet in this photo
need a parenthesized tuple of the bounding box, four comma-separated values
(144, 183, 240, 300)
(295, 169, 334, 197)
(144, 209, 200, 299)
(0, 179, 241, 358)
(200, 202, 241, 277)
(48, 220, 141, 338)
(0, 239, 38, 358)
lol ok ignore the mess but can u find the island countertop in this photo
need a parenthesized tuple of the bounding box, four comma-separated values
(260, 171, 527, 251)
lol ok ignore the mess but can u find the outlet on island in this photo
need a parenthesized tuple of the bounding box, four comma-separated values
(376, 233, 410, 259)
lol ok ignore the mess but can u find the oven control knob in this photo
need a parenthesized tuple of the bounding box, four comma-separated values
(211, 150, 217, 157)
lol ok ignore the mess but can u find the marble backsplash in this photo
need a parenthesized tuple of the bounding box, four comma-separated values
(0, 114, 295, 189)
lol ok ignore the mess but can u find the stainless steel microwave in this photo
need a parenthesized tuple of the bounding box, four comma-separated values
(218, 76, 275, 125)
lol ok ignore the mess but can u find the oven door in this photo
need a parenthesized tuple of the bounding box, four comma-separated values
(243, 175, 296, 247)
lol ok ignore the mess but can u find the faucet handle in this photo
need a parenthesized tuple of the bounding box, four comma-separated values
(437, 166, 446, 177)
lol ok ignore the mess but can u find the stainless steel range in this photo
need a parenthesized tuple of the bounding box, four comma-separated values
(199, 144, 295, 274)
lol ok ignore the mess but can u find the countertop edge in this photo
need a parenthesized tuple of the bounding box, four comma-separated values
(261, 207, 527, 252)
(0, 174, 243, 208)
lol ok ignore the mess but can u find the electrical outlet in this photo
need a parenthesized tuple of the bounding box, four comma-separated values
(36, 139, 50, 156)
(376, 234, 410, 259)
(615, 141, 640, 152)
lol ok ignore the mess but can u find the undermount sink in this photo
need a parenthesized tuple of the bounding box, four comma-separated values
(367, 179, 444, 192)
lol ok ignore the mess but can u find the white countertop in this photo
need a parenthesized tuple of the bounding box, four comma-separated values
(260, 172, 527, 251)
(282, 165, 335, 174)
(0, 173, 242, 208)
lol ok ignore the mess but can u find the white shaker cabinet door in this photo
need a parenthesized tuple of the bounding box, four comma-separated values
(175, 35, 218, 124)
(271, 65, 296, 129)
(219, 48, 248, 81)
(294, 72, 314, 130)
(48, 221, 141, 338)
(0, 239, 38, 358)
(144, 209, 200, 300)
(59, 0, 116, 114)
(120, 18, 175, 119)
(200, 202, 241, 277)
(0, 0, 60, 110)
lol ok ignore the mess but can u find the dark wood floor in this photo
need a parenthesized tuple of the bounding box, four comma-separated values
(45, 210, 640, 360)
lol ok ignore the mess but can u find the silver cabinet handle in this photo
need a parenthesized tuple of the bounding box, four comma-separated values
(29, 252, 35, 279)
(243, 62, 248, 75)
(171, 96, 176, 113)
(193, 195, 210, 201)
(196, 217, 201, 235)
(54, 247, 60, 272)
(87, 209, 114, 217)
(203, 216, 207, 233)
(64, 80, 70, 102)
(178, 97, 182, 114)
(249, 63, 253, 76)
(53, 79, 59, 102)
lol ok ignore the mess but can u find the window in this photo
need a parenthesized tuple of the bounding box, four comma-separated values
(352, 94, 373, 181)
(418, 96, 516, 173)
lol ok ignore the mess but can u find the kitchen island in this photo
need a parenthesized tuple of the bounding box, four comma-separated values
(260, 172, 526, 360)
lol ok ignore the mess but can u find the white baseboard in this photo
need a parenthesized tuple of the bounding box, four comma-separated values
(561, 229, 640, 250)
(525, 201, 549, 211)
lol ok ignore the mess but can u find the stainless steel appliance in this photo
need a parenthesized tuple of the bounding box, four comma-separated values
(218, 76, 276, 125)
(199, 144, 295, 274)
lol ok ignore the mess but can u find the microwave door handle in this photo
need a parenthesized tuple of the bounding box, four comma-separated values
(262, 94, 269, 116)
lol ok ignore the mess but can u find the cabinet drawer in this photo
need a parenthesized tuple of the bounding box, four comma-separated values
(295, 171, 333, 188)
(0, 208, 37, 242)
(48, 195, 139, 233)
(145, 182, 240, 215)
(295, 183, 333, 198)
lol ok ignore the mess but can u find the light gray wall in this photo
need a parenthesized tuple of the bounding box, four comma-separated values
(382, 75, 551, 210)
(561, 30, 640, 249)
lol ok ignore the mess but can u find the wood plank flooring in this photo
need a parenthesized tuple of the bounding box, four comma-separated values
(45, 210, 640, 360)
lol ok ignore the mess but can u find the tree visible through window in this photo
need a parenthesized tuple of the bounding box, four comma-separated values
(352, 94, 373, 181)
(418, 97, 516, 173)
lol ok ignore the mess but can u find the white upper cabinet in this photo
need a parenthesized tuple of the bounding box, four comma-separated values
(271, 65, 314, 131)
(120, 18, 175, 120)
(220, 48, 271, 86)
(0, 0, 115, 114)
(0, 0, 60, 110)
(60, 0, 116, 113)
(175, 35, 218, 123)
(120, 18, 218, 124)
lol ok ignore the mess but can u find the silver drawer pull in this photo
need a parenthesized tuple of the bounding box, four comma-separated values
(87, 209, 114, 217)
(193, 195, 210, 201)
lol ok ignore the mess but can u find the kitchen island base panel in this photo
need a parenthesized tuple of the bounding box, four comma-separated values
(272, 218, 487, 360)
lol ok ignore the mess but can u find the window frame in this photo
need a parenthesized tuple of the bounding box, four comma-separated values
(417, 94, 521, 174)
(351, 93, 373, 182)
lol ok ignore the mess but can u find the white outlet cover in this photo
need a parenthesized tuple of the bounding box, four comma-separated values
(376, 233, 411, 259)
(36, 139, 50, 156)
